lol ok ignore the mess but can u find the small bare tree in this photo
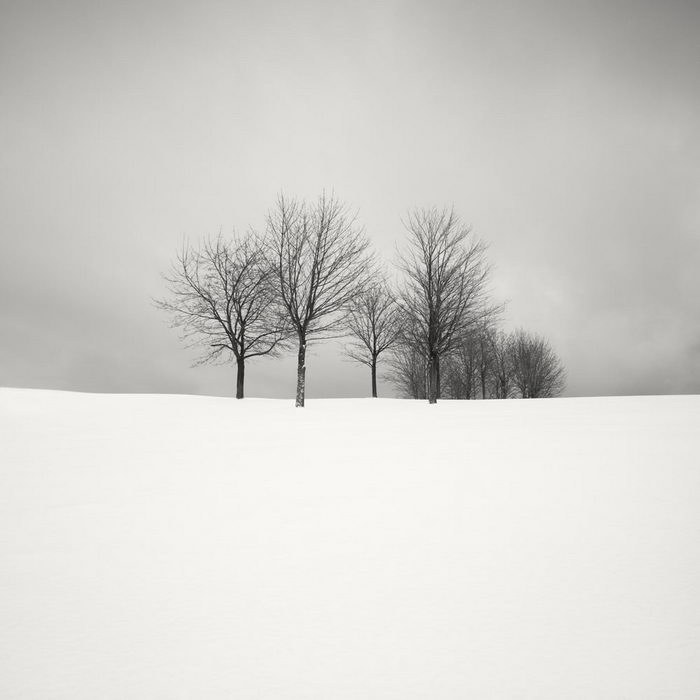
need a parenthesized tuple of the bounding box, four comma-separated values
(442, 335, 479, 399)
(344, 278, 401, 397)
(476, 327, 496, 399)
(489, 331, 515, 399)
(395, 207, 494, 404)
(385, 342, 428, 399)
(267, 193, 372, 407)
(156, 233, 287, 399)
(510, 329, 566, 398)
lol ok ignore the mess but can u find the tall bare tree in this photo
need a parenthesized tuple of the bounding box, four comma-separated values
(510, 329, 566, 398)
(344, 278, 401, 397)
(267, 193, 372, 407)
(157, 233, 287, 399)
(395, 207, 493, 404)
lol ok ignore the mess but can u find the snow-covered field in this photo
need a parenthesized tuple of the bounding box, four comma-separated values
(1, 388, 699, 699)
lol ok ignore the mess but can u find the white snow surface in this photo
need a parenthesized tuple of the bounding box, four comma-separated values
(1, 388, 700, 699)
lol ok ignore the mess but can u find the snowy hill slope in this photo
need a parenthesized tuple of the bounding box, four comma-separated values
(1, 389, 699, 699)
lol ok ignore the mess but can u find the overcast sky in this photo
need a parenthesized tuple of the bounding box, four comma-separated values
(1, 0, 699, 399)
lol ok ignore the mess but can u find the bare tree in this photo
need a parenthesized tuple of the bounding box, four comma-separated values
(489, 331, 515, 399)
(476, 327, 495, 399)
(441, 320, 497, 399)
(510, 329, 566, 398)
(344, 278, 401, 397)
(395, 207, 493, 404)
(156, 233, 287, 399)
(267, 192, 372, 407)
(385, 342, 428, 399)
(442, 336, 479, 399)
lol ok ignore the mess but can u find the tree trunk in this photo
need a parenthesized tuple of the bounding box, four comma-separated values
(236, 357, 245, 399)
(295, 337, 306, 408)
(435, 355, 441, 400)
(428, 354, 438, 404)
(371, 358, 377, 398)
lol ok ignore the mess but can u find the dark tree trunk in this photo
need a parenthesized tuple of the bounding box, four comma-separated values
(236, 357, 245, 399)
(480, 370, 487, 400)
(371, 358, 377, 398)
(436, 355, 441, 400)
(428, 353, 438, 404)
(295, 336, 306, 408)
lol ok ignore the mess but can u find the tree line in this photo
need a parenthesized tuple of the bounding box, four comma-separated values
(157, 192, 565, 406)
